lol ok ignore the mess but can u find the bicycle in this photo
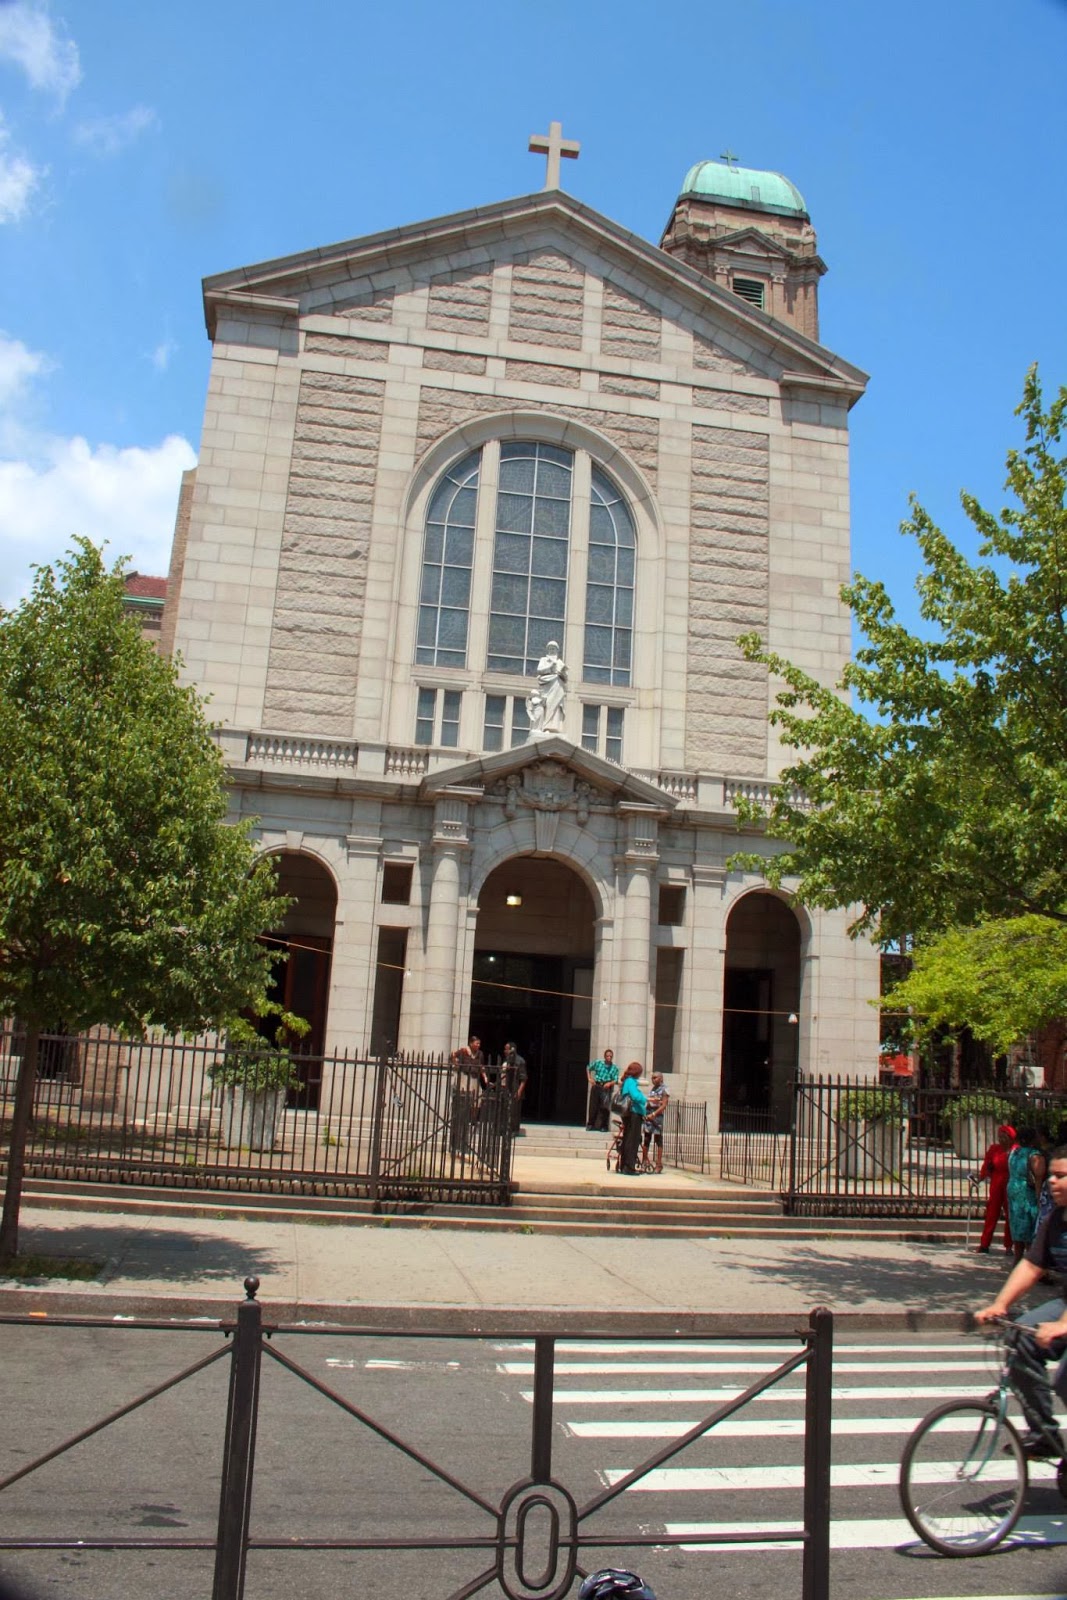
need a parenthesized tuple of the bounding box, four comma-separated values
(899, 1318, 1067, 1555)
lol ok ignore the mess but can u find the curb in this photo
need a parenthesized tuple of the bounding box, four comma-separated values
(0, 1284, 980, 1334)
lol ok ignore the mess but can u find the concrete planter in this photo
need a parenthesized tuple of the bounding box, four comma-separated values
(949, 1114, 999, 1163)
(220, 1085, 285, 1152)
(836, 1117, 906, 1181)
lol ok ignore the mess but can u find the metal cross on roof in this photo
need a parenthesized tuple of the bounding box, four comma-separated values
(720, 147, 740, 168)
(528, 120, 581, 191)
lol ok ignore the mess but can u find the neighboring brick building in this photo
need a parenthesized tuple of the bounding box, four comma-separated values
(122, 571, 167, 647)
(164, 149, 880, 1126)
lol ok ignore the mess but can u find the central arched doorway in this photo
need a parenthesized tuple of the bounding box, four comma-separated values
(259, 850, 337, 1108)
(472, 857, 596, 1124)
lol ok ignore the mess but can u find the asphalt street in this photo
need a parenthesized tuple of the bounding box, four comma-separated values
(3, 1322, 1067, 1600)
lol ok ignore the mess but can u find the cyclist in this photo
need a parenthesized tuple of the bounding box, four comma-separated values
(975, 1143, 1067, 1458)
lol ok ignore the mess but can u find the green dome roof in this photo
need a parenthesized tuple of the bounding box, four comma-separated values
(680, 160, 808, 219)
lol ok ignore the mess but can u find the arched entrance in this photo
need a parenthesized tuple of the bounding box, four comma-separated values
(260, 851, 337, 1105)
(472, 857, 596, 1124)
(720, 892, 801, 1130)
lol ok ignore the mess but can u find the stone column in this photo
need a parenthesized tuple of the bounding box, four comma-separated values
(613, 804, 666, 1065)
(420, 788, 479, 1055)
(684, 863, 728, 1118)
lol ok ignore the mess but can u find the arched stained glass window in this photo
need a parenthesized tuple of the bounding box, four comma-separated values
(415, 450, 480, 667)
(486, 442, 572, 674)
(583, 466, 635, 686)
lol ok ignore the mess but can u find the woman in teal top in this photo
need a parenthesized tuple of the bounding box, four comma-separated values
(618, 1062, 648, 1174)
(1006, 1126, 1042, 1258)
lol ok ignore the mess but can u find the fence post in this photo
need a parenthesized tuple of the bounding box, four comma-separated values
(801, 1305, 833, 1600)
(368, 1052, 388, 1212)
(530, 1336, 555, 1481)
(212, 1278, 264, 1600)
(785, 1071, 800, 1214)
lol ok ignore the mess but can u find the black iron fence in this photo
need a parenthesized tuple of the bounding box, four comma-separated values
(719, 1107, 790, 1190)
(0, 1029, 514, 1204)
(0, 1284, 834, 1600)
(661, 1098, 711, 1174)
(784, 1073, 1067, 1217)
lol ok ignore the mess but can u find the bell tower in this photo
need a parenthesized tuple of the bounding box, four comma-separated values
(660, 155, 826, 341)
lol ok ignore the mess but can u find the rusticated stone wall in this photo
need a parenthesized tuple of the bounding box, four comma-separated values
(600, 281, 662, 362)
(686, 423, 770, 771)
(509, 249, 585, 348)
(262, 369, 385, 733)
(428, 267, 492, 337)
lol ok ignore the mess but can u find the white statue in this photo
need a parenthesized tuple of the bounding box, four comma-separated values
(529, 641, 567, 736)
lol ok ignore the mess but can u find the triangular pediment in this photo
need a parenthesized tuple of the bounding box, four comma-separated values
(710, 226, 815, 265)
(202, 191, 865, 388)
(419, 735, 676, 811)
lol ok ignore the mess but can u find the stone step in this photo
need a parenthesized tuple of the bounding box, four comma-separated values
(17, 1185, 974, 1242)
(20, 1177, 977, 1244)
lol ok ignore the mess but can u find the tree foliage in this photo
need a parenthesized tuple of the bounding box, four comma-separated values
(733, 369, 1067, 949)
(0, 541, 287, 1253)
(732, 370, 1067, 1050)
(888, 915, 1067, 1055)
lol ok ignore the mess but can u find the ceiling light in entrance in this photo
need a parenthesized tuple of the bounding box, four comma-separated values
(505, 894, 523, 907)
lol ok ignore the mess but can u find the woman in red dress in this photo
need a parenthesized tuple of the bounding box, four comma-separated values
(974, 1123, 1016, 1253)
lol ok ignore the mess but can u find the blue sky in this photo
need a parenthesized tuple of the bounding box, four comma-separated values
(1, 0, 1065, 631)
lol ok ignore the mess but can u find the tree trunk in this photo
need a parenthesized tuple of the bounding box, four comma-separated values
(0, 1023, 40, 1259)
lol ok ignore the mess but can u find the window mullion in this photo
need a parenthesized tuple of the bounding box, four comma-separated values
(468, 439, 500, 672)
(568, 450, 592, 694)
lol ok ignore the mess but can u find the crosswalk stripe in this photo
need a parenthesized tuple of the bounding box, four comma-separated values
(531, 1384, 988, 1404)
(603, 1460, 1059, 1491)
(564, 1416, 984, 1438)
(500, 1359, 991, 1375)
(662, 1514, 1067, 1551)
(495, 1341, 982, 1356)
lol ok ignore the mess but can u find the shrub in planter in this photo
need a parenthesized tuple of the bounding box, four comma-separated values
(835, 1087, 906, 1181)
(943, 1092, 1014, 1162)
(210, 1010, 308, 1152)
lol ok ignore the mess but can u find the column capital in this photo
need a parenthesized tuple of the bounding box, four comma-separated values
(432, 786, 482, 847)
(615, 800, 666, 864)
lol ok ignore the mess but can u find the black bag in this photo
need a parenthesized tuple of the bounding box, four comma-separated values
(610, 1089, 627, 1115)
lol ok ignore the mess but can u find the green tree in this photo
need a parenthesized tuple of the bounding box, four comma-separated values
(0, 541, 287, 1257)
(732, 369, 1067, 1042)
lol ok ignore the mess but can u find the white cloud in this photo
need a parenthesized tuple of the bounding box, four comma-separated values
(0, 434, 197, 604)
(0, 0, 79, 101)
(0, 113, 42, 221)
(150, 337, 176, 373)
(0, 1, 81, 101)
(0, 330, 46, 404)
(0, 330, 196, 605)
(73, 104, 158, 158)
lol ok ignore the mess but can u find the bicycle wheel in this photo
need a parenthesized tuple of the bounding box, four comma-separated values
(900, 1400, 1027, 1555)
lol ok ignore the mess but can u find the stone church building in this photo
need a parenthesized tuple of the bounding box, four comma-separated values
(165, 137, 880, 1127)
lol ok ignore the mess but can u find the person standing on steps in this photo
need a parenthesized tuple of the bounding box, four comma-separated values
(502, 1040, 527, 1132)
(586, 1048, 618, 1132)
(617, 1061, 648, 1175)
(641, 1071, 669, 1173)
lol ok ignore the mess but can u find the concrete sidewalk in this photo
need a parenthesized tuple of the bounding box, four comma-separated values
(0, 1197, 1010, 1330)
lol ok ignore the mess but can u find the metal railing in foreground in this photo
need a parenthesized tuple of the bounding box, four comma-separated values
(785, 1073, 1067, 1217)
(0, 1283, 834, 1600)
(0, 1029, 514, 1205)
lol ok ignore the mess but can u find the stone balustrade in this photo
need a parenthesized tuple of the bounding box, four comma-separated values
(246, 732, 359, 769)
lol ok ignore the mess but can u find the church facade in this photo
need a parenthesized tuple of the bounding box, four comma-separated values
(165, 146, 880, 1127)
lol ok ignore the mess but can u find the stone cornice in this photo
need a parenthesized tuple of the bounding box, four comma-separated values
(200, 190, 867, 394)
